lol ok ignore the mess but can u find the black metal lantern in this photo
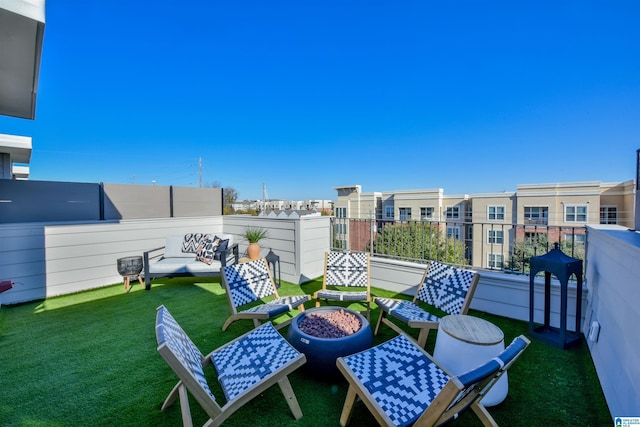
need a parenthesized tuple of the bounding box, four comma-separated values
(529, 243, 583, 349)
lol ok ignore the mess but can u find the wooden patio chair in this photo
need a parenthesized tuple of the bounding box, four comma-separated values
(155, 305, 307, 427)
(337, 332, 530, 427)
(374, 261, 480, 347)
(314, 251, 371, 320)
(220, 258, 309, 331)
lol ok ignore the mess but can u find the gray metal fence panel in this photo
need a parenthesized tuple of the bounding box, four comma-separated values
(103, 183, 171, 219)
(172, 186, 222, 217)
(0, 180, 223, 223)
(0, 180, 100, 223)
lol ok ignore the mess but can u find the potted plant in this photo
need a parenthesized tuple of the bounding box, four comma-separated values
(244, 226, 269, 260)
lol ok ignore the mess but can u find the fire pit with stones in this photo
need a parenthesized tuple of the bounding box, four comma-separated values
(286, 306, 373, 377)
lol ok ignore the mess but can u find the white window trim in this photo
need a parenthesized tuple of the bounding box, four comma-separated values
(420, 206, 435, 220)
(487, 253, 504, 269)
(487, 229, 504, 244)
(564, 204, 588, 223)
(399, 207, 412, 221)
(487, 205, 506, 221)
(524, 206, 549, 224)
(446, 205, 460, 220)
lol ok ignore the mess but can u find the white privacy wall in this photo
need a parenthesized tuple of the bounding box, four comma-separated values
(0, 217, 225, 304)
(583, 225, 640, 417)
(0, 215, 331, 305)
(220, 214, 331, 284)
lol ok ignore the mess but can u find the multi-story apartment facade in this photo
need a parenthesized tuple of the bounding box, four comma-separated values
(233, 198, 333, 214)
(333, 180, 635, 270)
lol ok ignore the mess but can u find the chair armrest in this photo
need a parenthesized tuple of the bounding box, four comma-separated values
(143, 246, 166, 263)
(219, 243, 239, 267)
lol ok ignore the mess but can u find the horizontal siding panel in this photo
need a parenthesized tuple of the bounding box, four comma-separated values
(0, 248, 47, 265)
(0, 234, 46, 252)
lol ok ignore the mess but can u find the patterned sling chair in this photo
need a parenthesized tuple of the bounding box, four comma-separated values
(314, 251, 371, 320)
(221, 258, 309, 331)
(336, 332, 530, 427)
(374, 261, 480, 348)
(155, 305, 307, 426)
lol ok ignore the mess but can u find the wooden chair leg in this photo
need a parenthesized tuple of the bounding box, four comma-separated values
(277, 376, 303, 420)
(471, 402, 499, 427)
(374, 310, 386, 335)
(417, 328, 431, 348)
(339, 385, 358, 427)
(178, 383, 194, 427)
(161, 380, 182, 410)
(124, 276, 131, 293)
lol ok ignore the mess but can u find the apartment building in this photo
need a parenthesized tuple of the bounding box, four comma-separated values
(233, 198, 333, 214)
(333, 180, 635, 269)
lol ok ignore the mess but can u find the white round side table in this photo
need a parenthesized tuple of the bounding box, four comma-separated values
(433, 314, 507, 407)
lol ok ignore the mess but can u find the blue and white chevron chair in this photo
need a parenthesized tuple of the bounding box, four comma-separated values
(155, 305, 307, 426)
(221, 258, 309, 331)
(336, 332, 530, 427)
(374, 261, 480, 347)
(314, 251, 371, 320)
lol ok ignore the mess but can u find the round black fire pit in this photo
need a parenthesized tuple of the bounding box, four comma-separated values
(286, 306, 373, 377)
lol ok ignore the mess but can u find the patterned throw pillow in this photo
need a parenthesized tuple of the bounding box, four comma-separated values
(182, 233, 204, 253)
(196, 236, 220, 265)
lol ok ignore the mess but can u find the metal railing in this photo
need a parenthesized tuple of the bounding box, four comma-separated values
(330, 217, 586, 274)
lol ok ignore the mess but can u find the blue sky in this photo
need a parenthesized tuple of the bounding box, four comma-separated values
(1, 1, 639, 201)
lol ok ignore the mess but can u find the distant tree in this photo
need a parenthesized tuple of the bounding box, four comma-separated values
(508, 233, 585, 274)
(235, 208, 258, 216)
(372, 222, 468, 265)
(222, 187, 238, 215)
(204, 181, 238, 215)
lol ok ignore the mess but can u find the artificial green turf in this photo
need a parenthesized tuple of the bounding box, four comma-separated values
(0, 277, 611, 426)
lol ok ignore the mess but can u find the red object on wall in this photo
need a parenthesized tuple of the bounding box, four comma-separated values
(0, 281, 13, 293)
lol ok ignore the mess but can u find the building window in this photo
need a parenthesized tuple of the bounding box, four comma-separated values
(565, 234, 586, 245)
(600, 206, 618, 224)
(335, 207, 346, 218)
(420, 207, 434, 220)
(446, 206, 460, 220)
(524, 231, 544, 245)
(524, 207, 548, 225)
(334, 222, 347, 235)
(399, 207, 412, 221)
(488, 253, 504, 269)
(565, 205, 587, 223)
(384, 206, 394, 220)
(487, 229, 504, 244)
(447, 226, 461, 240)
(488, 206, 505, 221)
(335, 239, 347, 250)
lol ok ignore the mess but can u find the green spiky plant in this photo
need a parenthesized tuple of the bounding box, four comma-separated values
(244, 226, 269, 243)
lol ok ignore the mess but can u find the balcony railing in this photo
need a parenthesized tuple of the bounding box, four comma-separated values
(330, 217, 586, 274)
